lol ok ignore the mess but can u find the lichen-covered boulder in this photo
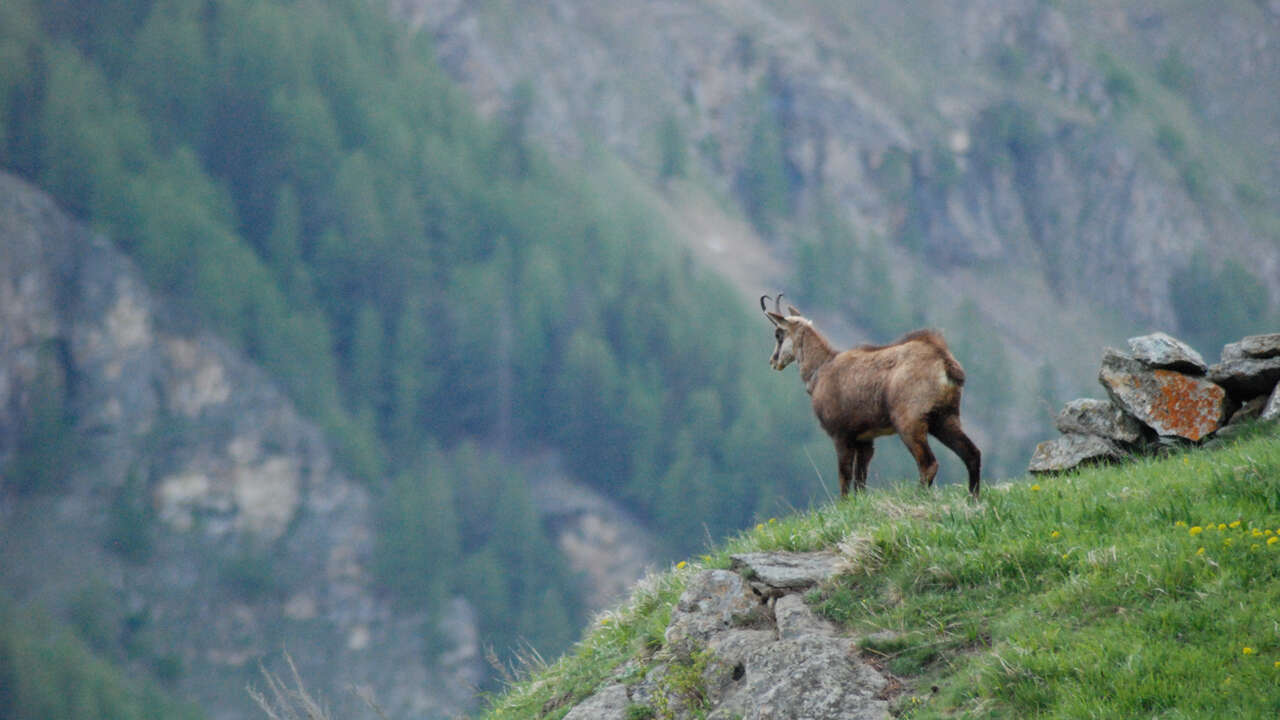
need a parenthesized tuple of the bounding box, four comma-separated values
(1054, 398, 1144, 445)
(1221, 334, 1280, 362)
(1208, 356, 1280, 400)
(1028, 433, 1125, 474)
(1099, 349, 1227, 442)
(1127, 332, 1207, 374)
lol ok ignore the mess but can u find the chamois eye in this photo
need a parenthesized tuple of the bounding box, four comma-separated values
(775, 328, 784, 341)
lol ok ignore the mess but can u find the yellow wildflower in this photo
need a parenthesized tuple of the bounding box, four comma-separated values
(1243, 647, 1255, 656)
(1268, 536, 1278, 546)
(756, 523, 764, 531)
(1196, 547, 1206, 555)
(1252, 544, 1262, 551)
(769, 518, 777, 524)
(1218, 523, 1228, 531)
(1189, 526, 1203, 536)
(1050, 530, 1061, 538)
(1223, 538, 1234, 548)
(1031, 484, 1041, 491)
(676, 560, 687, 570)
(1274, 661, 1280, 669)
(1229, 520, 1242, 529)
(1175, 520, 1187, 527)
(1253, 528, 1265, 537)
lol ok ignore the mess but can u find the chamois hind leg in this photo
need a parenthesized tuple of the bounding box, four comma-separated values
(852, 440, 874, 493)
(896, 419, 939, 489)
(835, 437, 856, 497)
(931, 413, 982, 499)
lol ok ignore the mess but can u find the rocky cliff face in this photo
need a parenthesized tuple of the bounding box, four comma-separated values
(0, 171, 481, 720)
(395, 0, 1280, 345)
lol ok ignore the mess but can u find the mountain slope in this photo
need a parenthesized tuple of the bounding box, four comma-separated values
(401, 0, 1280, 477)
(0, 170, 480, 719)
(478, 423, 1280, 719)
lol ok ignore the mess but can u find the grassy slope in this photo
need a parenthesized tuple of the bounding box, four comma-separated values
(478, 423, 1280, 719)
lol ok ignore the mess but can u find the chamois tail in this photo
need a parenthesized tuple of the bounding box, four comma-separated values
(944, 355, 966, 386)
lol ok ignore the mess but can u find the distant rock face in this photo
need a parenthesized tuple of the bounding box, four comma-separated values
(0, 172, 480, 720)
(570, 552, 889, 720)
(1099, 349, 1227, 442)
(400, 0, 1280, 337)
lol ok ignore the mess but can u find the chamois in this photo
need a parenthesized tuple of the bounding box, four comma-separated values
(761, 293, 981, 498)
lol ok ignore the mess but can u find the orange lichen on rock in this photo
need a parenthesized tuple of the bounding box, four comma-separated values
(1099, 350, 1227, 442)
(1148, 369, 1227, 442)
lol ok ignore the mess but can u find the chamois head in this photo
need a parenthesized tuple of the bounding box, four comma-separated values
(761, 293, 804, 371)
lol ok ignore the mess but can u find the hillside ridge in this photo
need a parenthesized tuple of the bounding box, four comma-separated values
(478, 423, 1280, 719)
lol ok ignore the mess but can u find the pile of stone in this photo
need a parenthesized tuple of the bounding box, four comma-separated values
(1029, 332, 1280, 474)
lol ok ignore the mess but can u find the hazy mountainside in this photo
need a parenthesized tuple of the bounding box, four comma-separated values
(2, 1, 1278, 718)
(401, 0, 1280, 470)
(0, 171, 480, 719)
(0, 0, 830, 716)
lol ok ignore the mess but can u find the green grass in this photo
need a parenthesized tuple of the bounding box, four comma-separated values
(476, 423, 1280, 719)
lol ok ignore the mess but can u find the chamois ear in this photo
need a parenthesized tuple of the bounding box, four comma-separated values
(787, 304, 801, 317)
(765, 310, 787, 326)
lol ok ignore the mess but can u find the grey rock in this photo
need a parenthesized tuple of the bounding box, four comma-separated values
(1209, 356, 1280, 400)
(1263, 383, 1280, 423)
(1054, 398, 1144, 444)
(1127, 332, 1207, 374)
(1227, 395, 1269, 426)
(705, 632, 889, 720)
(774, 593, 839, 641)
(729, 551, 848, 594)
(1028, 433, 1125, 474)
(562, 683, 632, 720)
(643, 557, 888, 720)
(1099, 349, 1227, 441)
(665, 570, 769, 654)
(1221, 334, 1280, 362)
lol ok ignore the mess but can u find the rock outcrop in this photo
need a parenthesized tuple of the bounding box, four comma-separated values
(568, 551, 888, 720)
(1029, 331, 1280, 474)
(0, 172, 481, 720)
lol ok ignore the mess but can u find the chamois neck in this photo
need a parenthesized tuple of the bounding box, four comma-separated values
(797, 322, 836, 394)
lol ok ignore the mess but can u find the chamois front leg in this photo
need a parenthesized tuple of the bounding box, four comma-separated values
(835, 437, 856, 497)
(852, 440, 874, 492)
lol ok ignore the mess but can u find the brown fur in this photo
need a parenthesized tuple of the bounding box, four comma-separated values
(765, 308, 981, 498)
